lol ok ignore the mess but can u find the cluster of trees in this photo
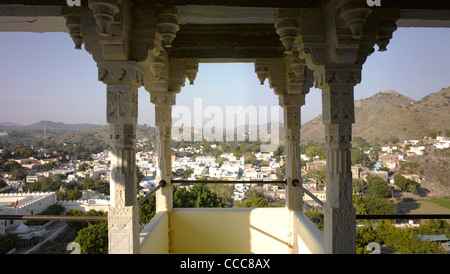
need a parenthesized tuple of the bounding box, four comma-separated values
(65, 209, 108, 254)
(139, 183, 225, 224)
(172, 140, 264, 160)
(394, 174, 420, 194)
(58, 178, 110, 200)
(2, 160, 27, 180)
(0, 233, 19, 254)
(0, 139, 109, 164)
(24, 174, 109, 201)
(25, 207, 108, 254)
(32, 139, 109, 161)
(352, 175, 396, 215)
(234, 189, 268, 208)
(304, 210, 448, 254)
(356, 219, 449, 254)
(304, 145, 326, 162)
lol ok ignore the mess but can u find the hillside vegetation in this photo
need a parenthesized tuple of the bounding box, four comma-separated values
(301, 86, 450, 144)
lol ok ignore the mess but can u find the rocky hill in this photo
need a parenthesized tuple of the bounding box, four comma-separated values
(300, 86, 450, 144)
(55, 124, 157, 144)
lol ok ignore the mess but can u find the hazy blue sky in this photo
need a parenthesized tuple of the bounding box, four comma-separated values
(0, 27, 450, 127)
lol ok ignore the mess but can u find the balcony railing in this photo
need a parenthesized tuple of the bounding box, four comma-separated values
(2, 178, 450, 222)
(291, 179, 450, 220)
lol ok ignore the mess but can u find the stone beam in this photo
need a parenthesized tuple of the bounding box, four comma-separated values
(170, 24, 285, 59)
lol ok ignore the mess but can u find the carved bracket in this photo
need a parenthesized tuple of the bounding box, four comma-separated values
(286, 53, 314, 94)
(275, 9, 300, 54)
(376, 19, 397, 52)
(64, 14, 83, 50)
(339, 0, 372, 39)
(88, 0, 120, 37)
(156, 6, 181, 48)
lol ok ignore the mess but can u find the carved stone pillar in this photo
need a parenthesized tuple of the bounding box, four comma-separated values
(150, 91, 176, 213)
(256, 56, 313, 253)
(279, 93, 305, 212)
(314, 64, 361, 254)
(279, 93, 305, 253)
(98, 61, 144, 254)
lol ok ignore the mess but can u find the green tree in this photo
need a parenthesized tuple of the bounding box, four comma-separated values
(184, 168, 194, 179)
(78, 163, 89, 172)
(351, 149, 371, 167)
(362, 195, 396, 214)
(10, 167, 26, 180)
(0, 233, 19, 254)
(305, 166, 326, 183)
(352, 136, 369, 150)
(93, 180, 110, 196)
(353, 194, 368, 215)
(67, 188, 82, 200)
(74, 222, 108, 254)
(394, 174, 420, 194)
(427, 130, 438, 138)
(4, 160, 22, 172)
(352, 178, 365, 194)
(243, 152, 256, 165)
(192, 184, 223, 208)
(305, 145, 319, 161)
(234, 189, 268, 208)
(207, 183, 234, 207)
(365, 175, 390, 198)
(81, 177, 95, 190)
(139, 193, 156, 224)
(305, 210, 324, 231)
(241, 197, 268, 208)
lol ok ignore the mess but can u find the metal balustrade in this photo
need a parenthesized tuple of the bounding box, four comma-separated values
(2, 178, 449, 222)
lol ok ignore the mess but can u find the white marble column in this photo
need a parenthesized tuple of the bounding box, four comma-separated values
(279, 93, 305, 212)
(315, 64, 361, 254)
(98, 61, 144, 254)
(150, 91, 176, 213)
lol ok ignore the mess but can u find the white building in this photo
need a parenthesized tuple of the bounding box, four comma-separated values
(0, 192, 57, 235)
(408, 146, 426, 156)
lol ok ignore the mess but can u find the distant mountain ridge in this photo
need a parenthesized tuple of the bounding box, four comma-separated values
(2, 87, 449, 146)
(0, 120, 103, 131)
(300, 86, 450, 144)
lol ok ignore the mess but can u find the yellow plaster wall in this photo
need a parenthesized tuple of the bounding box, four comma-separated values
(171, 208, 290, 254)
(139, 211, 170, 254)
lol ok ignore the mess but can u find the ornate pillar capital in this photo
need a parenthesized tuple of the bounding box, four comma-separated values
(278, 93, 306, 108)
(150, 91, 176, 106)
(97, 61, 145, 86)
(314, 64, 362, 89)
(255, 55, 313, 96)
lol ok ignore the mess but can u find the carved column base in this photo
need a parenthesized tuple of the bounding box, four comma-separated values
(324, 203, 356, 254)
(109, 204, 140, 254)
